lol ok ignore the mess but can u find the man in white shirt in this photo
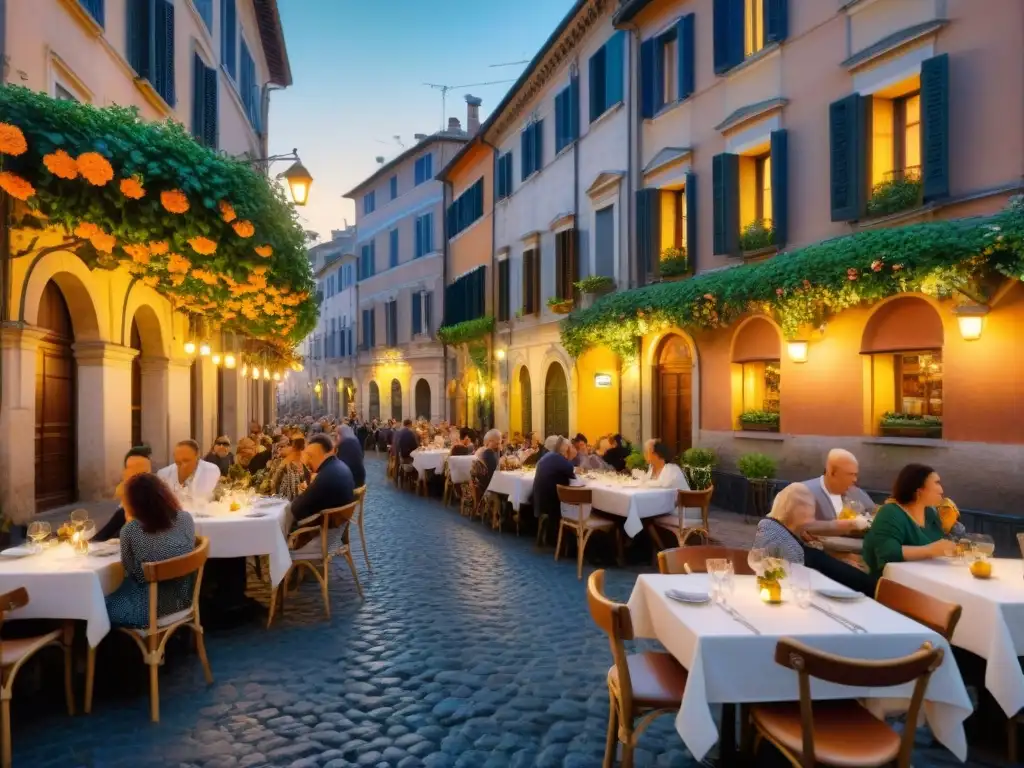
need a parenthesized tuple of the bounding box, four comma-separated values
(157, 439, 221, 505)
(800, 448, 875, 535)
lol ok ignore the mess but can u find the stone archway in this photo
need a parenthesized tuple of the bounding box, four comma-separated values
(544, 363, 569, 438)
(391, 379, 403, 421)
(368, 381, 380, 421)
(415, 379, 431, 420)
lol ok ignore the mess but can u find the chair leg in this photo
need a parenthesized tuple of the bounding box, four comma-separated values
(148, 656, 160, 723)
(577, 529, 587, 581)
(318, 564, 331, 621)
(84, 646, 96, 714)
(603, 692, 618, 768)
(345, 550, 364, 599)
(621, 736, 635, 768)
(1010, 719, 1019, 765)
(648, 523, 665, 552)
(63, 640, 75, 717)
(554, 522, 565, 562)
(195, 628, 214, 685)
(267, 582, 281, 628)
(359, 516, 372, 572)
(1, 694, 11, 768)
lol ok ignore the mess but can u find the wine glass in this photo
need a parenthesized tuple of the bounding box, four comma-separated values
(789, 563, 812, 608)
(747, 547, 766, 577)
(971, 533, 995, 560)
(70, 508, 90, 527)
(27, 521, 51, 551)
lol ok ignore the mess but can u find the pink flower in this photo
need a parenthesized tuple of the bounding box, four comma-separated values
(776, 288, 784, 296)
(847, 268, 859, 281)
(892, 263, 904, 272)
(871, 260, 883, 272)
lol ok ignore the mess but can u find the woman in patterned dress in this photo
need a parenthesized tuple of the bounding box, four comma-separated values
(105, 473, 196, 628)
(270, 437, 310, 500)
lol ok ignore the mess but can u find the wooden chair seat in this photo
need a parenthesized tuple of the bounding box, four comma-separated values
(575, 515, 618, 530)
(556, 486, 619, 580)
(127, 608, 194, 634)
(751, 701, 900, 767)
(651, 512, 704, 530)
(608, 651, 687, 709)
(0, 629, 63, 667)
(647, 487, 714, 551)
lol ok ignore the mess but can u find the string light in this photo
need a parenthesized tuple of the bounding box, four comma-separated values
(224, 354, 236, 369)
(199, 341, 211, 356)
(263, 367, 270, 379)
(273, 371, 281, 381)
(184, 340, 196, 355)
(240, 363, 248, 378)
(212, 354, 222, 366)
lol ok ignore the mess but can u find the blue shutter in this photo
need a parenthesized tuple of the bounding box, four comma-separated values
(390, 229, 399, 268)
(371, 309, 376, 348)
(635, 188, 661, 285)
(640, 38, 656, 119)
(678, 14, 695, 101)
(765, 0, 789, 44)
(126, 0, 151, 80)
(712, 153, 740, 256)
(521, 129, 531, 179)
(80, 0, 105, 26)
(153, 0, 175, 106)
(413, 293, 422, 336)
(770, 129, 788, 248)
(498, 259, 510, 321)
(390, 175, 398, 200)
(203, 63, 218, 147)
(221, 0, 237, 79)
(425, 214, 433, 254)
(588, 47, 605, 123)
(424, 293, 433, 335)
(555, 89, 566, 153)
(714, 0, 744, 74)
(685, 174, 698, 273)
(921, 53, 950, 203)
(605, 31, 624, 108)
(829, 93, 867, 221)
(533, 120, 543, 171)
(370, 242, 376, 275)
(194, 0, 212, 31)
(192, 53, 206, 141)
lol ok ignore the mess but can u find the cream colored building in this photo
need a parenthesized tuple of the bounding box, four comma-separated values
(0, 0, 293, 521)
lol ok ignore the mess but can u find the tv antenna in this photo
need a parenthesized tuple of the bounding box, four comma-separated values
(489, 60, 529, 68)
(423, 78, 516, 130)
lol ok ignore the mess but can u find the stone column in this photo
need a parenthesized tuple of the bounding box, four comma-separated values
(620, 360, 642, 445)
(73, 341, 138, 501)
(138, 356, 170, 468)
(268, 382, 278, 423)
(220, 367, 248, 443)
(166, 358, 192, 450)
(193, 355, 218, 453)
(0, 326, 48, 524)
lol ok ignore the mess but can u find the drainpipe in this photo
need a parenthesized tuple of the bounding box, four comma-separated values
(441, 178, 452, 423)
(0, 0, 8, 418)
(480, 137, 500, 430)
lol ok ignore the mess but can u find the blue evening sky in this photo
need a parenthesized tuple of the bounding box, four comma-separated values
(269, 0, 575, 241)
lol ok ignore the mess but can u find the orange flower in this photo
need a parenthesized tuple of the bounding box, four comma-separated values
(219, 201, 237, 223)
(255, 245, 273, 258)
(187, 236, 218, 255)
(123, 243, 151, 264)
(120, 177, 145, 200)
(170, 274, 186, 286)
(161, 189, 190, 214)
(90, 231, 116, 253)
(252, 266, 268, 276)
(74, 221, 100, 239)
(148, 240, 169, 255)
(232, 220, 255, 238)
(190, 269, 219, 286)
(43, 150, 79, 180)
(248, 274, 268, 290)
(76, 152, 114, 186)
(167, 253, 192, 274)
(0, 171, 34, 201)
(0, 124, 27, 156)
(141, 276, 160, 288)
(222, 311, 237, 320)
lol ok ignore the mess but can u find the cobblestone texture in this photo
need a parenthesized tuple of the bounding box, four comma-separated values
(13, 457, 1007, 767)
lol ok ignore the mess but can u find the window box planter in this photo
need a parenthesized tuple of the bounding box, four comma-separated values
(866, 170, 923, 219)
(547, 299, 574, 315)
(741, 421, 779, 433)
(739, 220, 775, 253)
(739, 411, 780, 432)
(879, 413, 942, 440)
(879, 425, 942, 439)
(658, 248, 690, 282)
(741, 245, 778, 262)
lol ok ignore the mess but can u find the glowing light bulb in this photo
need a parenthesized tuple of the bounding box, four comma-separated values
(184, 341, 196, 355)
(252, 368, 260, 380)
(199, 342, 211, 356)
(263, 367, 270, 379)
(212, 354, 222, 366)
(224, 354, 236, 369)
(273, 371, 281, 381)
(240, 364, 248, 377)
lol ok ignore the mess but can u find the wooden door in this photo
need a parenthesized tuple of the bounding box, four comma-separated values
(656, 336, 693, 459)
(390, 380, 402, 421)
(544, 364, 569, 438)
(130, 320, 142, 446)
(519, 368, 533, 436)
(35, 281, 76, 511)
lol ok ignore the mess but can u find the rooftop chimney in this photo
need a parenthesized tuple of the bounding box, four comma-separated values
(447, 117, 462, 133)
(375, 156, 385, 165)
(465, 95, 482, 135)
(414, 133, 428, 141)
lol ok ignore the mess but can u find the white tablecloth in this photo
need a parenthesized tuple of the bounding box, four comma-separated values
(628, 573, 971, 762)
(487, 470, 534, 510)
(581, 481, 677, 537)
(447, 455, 476, 484)
(885, 558, 1024, 717)
(190, 499, 291, 587)
(0, 545, 121, 647)
(412, 449, 450, 479)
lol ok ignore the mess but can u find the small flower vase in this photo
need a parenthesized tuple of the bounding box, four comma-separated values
(757, 577, 783, 604)
(71, 532, 89, 556)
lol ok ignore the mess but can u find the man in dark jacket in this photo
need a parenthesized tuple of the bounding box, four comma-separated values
(532, 436, 577, 543)
(94, 445, 152, 541)
(394, 419, 420, 459)
(291, 435, 355, 526)
(603, 434, 631, 472)
(336, 424, 366, 488)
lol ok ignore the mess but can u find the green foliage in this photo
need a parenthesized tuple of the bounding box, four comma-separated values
(880, 412, 942, 428)
(739, 219, 775, 251)
(659, 247, 690, 277)
(737, 452, 776, 480)
(574, 275, 615, 294)
(866, 173, 923, 218)
(561, 204, 1024, 360)
(436, 316, 494, 347)
(625, 449, 648, 471)
(0, 86, 316, 343)
(739, 410, 780, 425)
(682, 447, 717, 468)
(547, 296, 573, 312)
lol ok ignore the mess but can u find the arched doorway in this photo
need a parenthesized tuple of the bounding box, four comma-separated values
(519, 367, 533, 436)
(368, 381, 380, 420)
(655, 334, 693, 458)
(391, 379, 403, 421)
(129, 319, 142, 446)
(544, 363, 569, 438)
(35, 280, 77, 511)
(415, 379, 431, 420)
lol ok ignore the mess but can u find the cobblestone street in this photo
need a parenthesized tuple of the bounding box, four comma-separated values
(13, 456, 1006, 768)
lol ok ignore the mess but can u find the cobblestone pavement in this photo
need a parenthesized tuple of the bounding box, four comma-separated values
(15, 457, 1008, 767)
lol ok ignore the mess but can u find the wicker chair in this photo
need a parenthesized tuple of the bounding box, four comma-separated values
(353, 485, 371, 572)
(648, 487, 714, 549)
(555, 485, 617, 580)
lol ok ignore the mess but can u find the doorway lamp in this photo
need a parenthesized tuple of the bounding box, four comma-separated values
(953, 303, 988, 341)
(247, 148, 313, 206)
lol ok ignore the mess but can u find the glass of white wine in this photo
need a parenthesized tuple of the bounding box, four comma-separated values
(27, 521, 51, 552)
(971, 533, 995, 560)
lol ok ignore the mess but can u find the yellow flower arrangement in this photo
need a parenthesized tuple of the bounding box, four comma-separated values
(219, 201, 237, 222)
(161, 189, 190, 214)
(141, 276, 160, 288)
(0, 171, 34, 201)
(43, 150, 79, 180)
(188, 236, 218, 255)
(119, 177, 146, 200)
(255, 245, 273, 258)
(248, 274, 268, 290)
(232, 220, 255, 238)
(0, 123, 27, 156)
(76, 152, 114, 186)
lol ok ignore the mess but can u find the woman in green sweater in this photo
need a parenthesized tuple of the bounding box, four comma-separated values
(862, 463, 956, 576)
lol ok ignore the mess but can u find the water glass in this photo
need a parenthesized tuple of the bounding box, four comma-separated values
(706, 559, 733, 604)
(747, 548, 766, 577)
(789, 563, 812, 608)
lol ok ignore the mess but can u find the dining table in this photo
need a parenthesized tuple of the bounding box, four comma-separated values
(447, 454, 476, 484)
(189, 496, 292, 587)
(411, 448, 451, 480)
(627, 571, 972, 762)
(884, 557, 1024, 719)
(577, 476, 677, 537)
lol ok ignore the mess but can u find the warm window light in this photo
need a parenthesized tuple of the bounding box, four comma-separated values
(212, 354, 222, 366)
(224, 354, 236, 369)
(954, 304, 988, 341)
(263, 367, 270, 379)
(184, 340, 196, 355)
(314, 381, 323, 395)
(478, 384, 487, 397)
(787, 341, 809, 363)
(495, 348, 506, 361)
(199, 341, 211, 356)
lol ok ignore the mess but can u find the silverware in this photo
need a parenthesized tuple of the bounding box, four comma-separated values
(811, 602, 867, 634)
(717, 603, 761, 634)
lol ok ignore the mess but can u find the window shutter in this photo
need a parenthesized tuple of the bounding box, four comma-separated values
(567, 229, 578, 300)
(555, 233, 566, 300)
(533, 120, 543, 171)
(635, 188, 661, 285)
(921, 53, 950, 203)
(371, 309, 376, 348)
(678, 14, 695, 100)
(712, 153, 740, 256)
(81, 0, 106, 26)
(522, 251, 533, 314)
(765, 0, 789, 44)
(203, 63, 218, 148)
(605, 31, 624, 108)
(126, 0, 152, 81)
(154, 0, 175, 106)
(390, 229, 399, 267)
(685, 174, 698, 273)
(770, 129, 788, 248)
(828, 93, 867, 221)
(192, 53, 206, 141)
(413, 292, 422, 336)
(640, 38, 656, 119)
(221, 0, 237, 79)
(714, 0, 744, 74)
(424, 292, 433, 335)
(521, 129, 531, 179)
(498, 260, 510, 321)
(589, 48, 604, 123)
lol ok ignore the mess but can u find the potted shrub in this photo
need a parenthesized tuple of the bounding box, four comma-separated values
(681, 447, 717, 490)
(739, 219, 775, 253)
(547, 296, 574, 315)
(658, 246, 689, 281)
(625, 449, 648, 472)
(574, 275, 615, 309)
(737, 452, 776, 522)
(879, 412, 942, 439)
(738, 410, 780, 432)
(866, 170, 923, 218)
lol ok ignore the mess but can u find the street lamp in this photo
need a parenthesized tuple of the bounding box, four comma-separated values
(249, 149, 314, 207)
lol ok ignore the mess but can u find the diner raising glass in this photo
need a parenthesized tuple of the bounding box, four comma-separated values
(27, 521, 51, 551)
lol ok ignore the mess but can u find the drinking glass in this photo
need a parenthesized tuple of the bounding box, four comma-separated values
(27, 521, 51, 551)
(70, 508, 90, 527)
(80, 520, 97, 542)
(971, 533, 995, 560)
(789, 563, 812, 608)
(747, 548, 766, 577)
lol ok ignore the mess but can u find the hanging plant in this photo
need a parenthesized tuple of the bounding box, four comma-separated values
(437, 316, 494, 346)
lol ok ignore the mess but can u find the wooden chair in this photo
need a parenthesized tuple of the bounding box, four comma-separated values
(649, 487, 714, 549)
(0, 588, 75, 768)
(85, 536, 213, 723)
(587, 571, 687, 768)
(386, 453, 398, 482)
(267, 502, 363, 628)
(875, 578, 961, 640)
(657, 545, 755, 576)
(353, 485, 371, 572)
(555, 486, 617, 580)
(750, 638, 943, 768)
(442, 461, 456, 507)
(398, 459, 419, 492)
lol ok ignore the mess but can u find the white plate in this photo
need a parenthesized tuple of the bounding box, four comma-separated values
(253, 497, 282, 507)
(0, 546, 35, 558)
(815, 587, 862, 601)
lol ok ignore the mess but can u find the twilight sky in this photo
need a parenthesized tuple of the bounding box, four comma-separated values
(268, 0, 575, 242)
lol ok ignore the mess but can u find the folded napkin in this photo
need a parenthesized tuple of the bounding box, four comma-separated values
(666, 588, 709, 603)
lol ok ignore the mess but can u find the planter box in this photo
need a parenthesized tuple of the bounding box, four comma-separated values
(740, 422, 779, 432)
(880, 425, 942, 439)
(580, 289, 611, 310)
(548, 301, 573, 315)
(659, 273, 691, 283)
